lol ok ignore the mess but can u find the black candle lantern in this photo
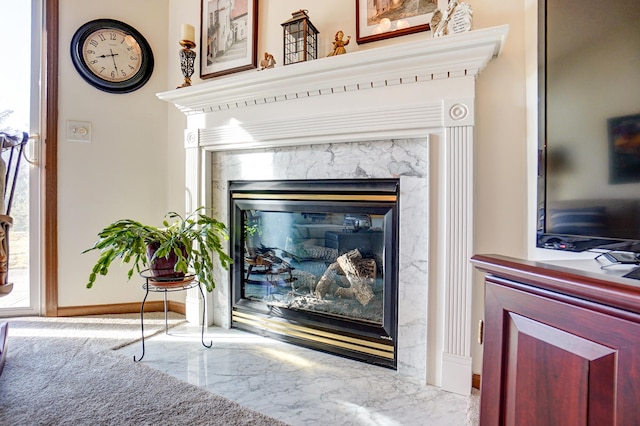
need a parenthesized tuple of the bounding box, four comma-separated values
(281, 9, 319, 66)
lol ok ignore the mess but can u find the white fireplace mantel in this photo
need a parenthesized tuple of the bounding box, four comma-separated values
(159, 25, 508, 396)
(158, 25, 507, 117)
(158, 26, 508, 151)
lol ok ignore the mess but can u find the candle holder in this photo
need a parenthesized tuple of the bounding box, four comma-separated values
(281, 9, 318, 66)
(177, 40, 196, 89)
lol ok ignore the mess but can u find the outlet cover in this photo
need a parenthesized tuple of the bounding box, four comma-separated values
(67, 120, 92, 143)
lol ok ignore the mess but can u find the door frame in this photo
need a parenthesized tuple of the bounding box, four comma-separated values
(44, 0, 58, 316)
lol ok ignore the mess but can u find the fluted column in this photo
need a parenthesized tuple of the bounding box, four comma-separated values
(184, 129, 210, 325)
(440, 98, 474, 395)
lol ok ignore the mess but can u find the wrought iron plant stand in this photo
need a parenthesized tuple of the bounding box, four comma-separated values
(134, 270, 212, 362)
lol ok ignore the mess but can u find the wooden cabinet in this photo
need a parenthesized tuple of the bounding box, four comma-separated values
(471, 255, 640, 426)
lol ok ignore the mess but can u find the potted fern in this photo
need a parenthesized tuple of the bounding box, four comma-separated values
(83, 208, 232, 291)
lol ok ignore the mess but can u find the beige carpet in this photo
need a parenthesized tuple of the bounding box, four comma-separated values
(0, 314, 287, 425)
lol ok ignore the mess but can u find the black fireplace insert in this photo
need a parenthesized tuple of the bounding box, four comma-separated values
(229, 179, 399, 368)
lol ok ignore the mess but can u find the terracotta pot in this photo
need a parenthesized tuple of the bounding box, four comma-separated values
(145, 243, 187, 280)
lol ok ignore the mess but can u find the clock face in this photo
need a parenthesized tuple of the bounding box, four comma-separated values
(71, 19, 154, 93)
(82, 28, 143, 83)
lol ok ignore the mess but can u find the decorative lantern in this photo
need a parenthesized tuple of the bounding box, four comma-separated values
(281, 9, 319, 66)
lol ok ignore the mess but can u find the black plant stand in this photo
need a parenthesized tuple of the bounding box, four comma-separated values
(134, 271, 212, 362)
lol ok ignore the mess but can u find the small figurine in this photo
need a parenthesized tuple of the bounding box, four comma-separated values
(259, 52, 276, 70)
(432, 1, 473, 38)
(430, 9, 444, 35)
(327, 30, 351, 56)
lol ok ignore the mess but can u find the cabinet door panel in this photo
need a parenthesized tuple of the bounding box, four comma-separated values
(504, 312, 616, 426)
(481, 280, 640, 425)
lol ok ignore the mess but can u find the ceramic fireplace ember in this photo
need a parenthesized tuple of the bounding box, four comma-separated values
(230, 180, 399, 367)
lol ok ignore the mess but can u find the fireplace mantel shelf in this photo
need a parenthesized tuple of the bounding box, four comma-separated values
(158, 25, 508, 116)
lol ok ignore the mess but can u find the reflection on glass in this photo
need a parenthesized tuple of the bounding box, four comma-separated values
(242, 210, 385, 325)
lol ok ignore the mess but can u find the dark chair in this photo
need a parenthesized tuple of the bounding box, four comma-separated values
(0, 131, 28, 378)
(0, 130, 28, 294)
(0, 322, 7, 376)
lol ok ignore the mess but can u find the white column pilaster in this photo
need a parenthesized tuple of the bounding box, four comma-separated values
(440, 99, 474, 395)
(184, 129, 210, 325)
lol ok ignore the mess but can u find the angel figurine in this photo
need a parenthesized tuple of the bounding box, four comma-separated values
(327, 31, 351, 56)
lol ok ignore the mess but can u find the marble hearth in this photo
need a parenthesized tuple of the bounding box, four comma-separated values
(158, 25, 508, 396)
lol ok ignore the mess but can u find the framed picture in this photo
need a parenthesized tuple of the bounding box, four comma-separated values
(608, 113, 640, 184)
(356, 0, 447, 44)
(200, 0, 258, 79)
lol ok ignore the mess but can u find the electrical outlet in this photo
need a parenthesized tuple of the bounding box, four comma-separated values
(67, 120, 92, 143)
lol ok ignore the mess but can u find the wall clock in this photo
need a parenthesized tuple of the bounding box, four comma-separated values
(70, 19, 154, 94)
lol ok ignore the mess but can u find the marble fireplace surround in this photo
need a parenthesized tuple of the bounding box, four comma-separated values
(158, 25, 508, 396)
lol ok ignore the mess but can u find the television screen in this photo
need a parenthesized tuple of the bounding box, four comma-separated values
(537, 0, 640, 253)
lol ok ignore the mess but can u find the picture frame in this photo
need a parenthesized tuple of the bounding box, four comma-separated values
(356, 0, 447, 44)
(200, 0, 258, 79)
(608, 113, 640, 184)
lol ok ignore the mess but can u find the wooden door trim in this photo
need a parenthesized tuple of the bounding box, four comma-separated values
(44, 0, 58, 316)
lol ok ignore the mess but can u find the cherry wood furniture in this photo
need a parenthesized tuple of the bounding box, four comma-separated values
(471, 254, 640, 425)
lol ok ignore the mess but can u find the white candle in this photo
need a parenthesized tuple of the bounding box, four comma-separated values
(180, 24, 195, 43)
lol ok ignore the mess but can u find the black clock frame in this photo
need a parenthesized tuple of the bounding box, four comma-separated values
(70, 19, 154, 94)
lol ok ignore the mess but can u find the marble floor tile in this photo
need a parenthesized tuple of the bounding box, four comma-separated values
(117, 324, 473, 426)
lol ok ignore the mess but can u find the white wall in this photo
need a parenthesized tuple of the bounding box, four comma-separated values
(471, 1, 528, 374)
(58, 0, 170, 306)
(58, 0, 530, 377)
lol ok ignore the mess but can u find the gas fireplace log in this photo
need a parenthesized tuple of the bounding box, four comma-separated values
(335, 249, 376, 306)
(282, 241, 338, 263)
(315, 262, 348, 299)
(337, 249, 376, 278)
(290, 269, 317, 294)
(335, 275, 375, 306)
(314, 249, 377, 305)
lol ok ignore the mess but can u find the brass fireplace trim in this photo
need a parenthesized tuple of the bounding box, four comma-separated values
(233, 310, 395, 359)
(232, 193, 397, 202)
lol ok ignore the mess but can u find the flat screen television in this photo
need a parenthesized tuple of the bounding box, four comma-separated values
(537, 0, 640, 253)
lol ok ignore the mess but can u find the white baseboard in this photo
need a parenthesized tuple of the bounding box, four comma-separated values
(441, 352, 472, 395)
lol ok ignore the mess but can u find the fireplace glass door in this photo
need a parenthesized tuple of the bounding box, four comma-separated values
(230, 180, 398, 367)
(243, 209, 386, 323)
